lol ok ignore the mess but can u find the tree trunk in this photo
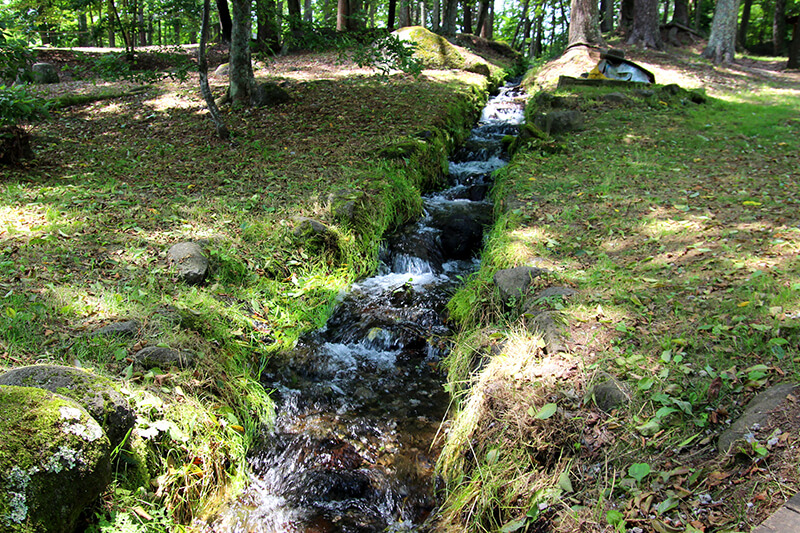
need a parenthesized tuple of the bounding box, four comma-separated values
(600, 0, 614, 32)
(432, 0, 440, 30)
(692, 0, 703, 30)
(511, 0, 530, 46)
(441, 0, 458, 34)
(737, 0, 752, 48)
(475, 0, 489, 36)
(305, 0, 313, 22)
(619, 0, 634, 31)
(787, 16, 799, 68)
(532, 12, 543, 55)
(463, 0, 473, 33)
(287, 0, 305, 36)
(568, 0, 604, 46)
(626, 0, 662, 48)
(137, 2, 146, 45)
(662, 0, 669, 24)
(671, 0, 689, 25)
(108, 0, 116, 46)
(257, 0, 281, 52)
(398, 0, 411, 28)
(337, 0, 349, 29)
(217, 0, 233, 42)
(773, 0, 787, 55)
(702, 0, 739, 63)
(200, 0, 230, 139)
(230, 0, 255, 105)
(388, 0, 397, 28)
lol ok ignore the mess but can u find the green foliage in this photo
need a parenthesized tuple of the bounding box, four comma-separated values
(348, 32, 423, 77)
(0, 84, 48, 126)
(0, 31, 32, 83)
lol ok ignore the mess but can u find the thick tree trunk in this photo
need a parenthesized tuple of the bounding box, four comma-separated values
(475, 0, 489, 36)
(230, 0, 255, 105)
(702, 0, 739, 63)
(256, 0, 281, 52)
(432, 0, 440, 31)
(773, 0, 787, 55)
(199, 0, 230, 139)
(671, 0, 689, 25)
(398, 0, 411, 27)
(217, 0, 232, 42)
(568, 0, 604, 46)
(626, 0, 663, 48)
(287, 0, 305, 36)
(619, 0, 634, 31)
(738, 0, 753, 48)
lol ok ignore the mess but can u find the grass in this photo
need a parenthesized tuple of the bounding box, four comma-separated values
(438, 47, 800, 532)
(0, 43, 516, 530)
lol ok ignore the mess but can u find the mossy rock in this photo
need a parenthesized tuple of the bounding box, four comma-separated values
(393, 26, 499, 82)
(0, 385, 111, 533)
(0, 365, 135, 451)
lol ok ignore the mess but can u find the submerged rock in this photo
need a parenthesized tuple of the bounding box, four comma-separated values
(0, 385, 111, 533)
(0, 365, 134, 451)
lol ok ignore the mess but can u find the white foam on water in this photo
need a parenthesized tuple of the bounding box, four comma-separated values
(449, 156, 507, 178)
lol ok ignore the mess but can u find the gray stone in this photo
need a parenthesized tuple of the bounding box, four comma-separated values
(591, 375, 630, 412)
(0, 385, 111, 533)
(717, 383, 798, 453)
(533, 110, 584, 135)
(493, 266, 548, 307)
(524, 311, 568, 354)
(536, 286, 578, 299)
(292, 216, 332, 239)
(31, 62, 60, 84)
(250, 82, 291, 107)
(600, 92, 632, 104)
(213, 62, 230, 77)
(0, 365, 135, 451)
(633, 89, 655, 98)
(93, 320, 139, 338)
(133, 346, 196, 370)
(167, 242, 209, 285)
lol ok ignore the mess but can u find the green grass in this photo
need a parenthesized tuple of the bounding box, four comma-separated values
(439, 61, 800, 532)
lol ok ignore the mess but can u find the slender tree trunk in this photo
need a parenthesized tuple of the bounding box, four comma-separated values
(463, 0, 473, 33)
(626, 0, 663, 48)
(217, 0, 233, 42)
(671, 0, 689, 25)
(568, 0, 604, 46)
(702, 0, 739, 63)
(787, 16, 799, 68)
(432, 0, 440, 30)
(511, 0, 530, 45)
(200, 0, 230, 139)
(662, 0, 669, 24)
(737, 0, 752, 48)
(305, 0, 313, 21)
(108, 0, 116, 46)
(532, 13, 543, 55)
(388, 0, 397, 28)
(600, 0, 614, 32)
(230, 0, 255, 105)
(337, 0, 349, 29)
(475, 0, 489, 35)
(773, 0, 787, 55)
(288, 0, 305, 37)
(693, 0, 702, 30)
(398, 0, 411, 27)
(137, 3, 146, 45)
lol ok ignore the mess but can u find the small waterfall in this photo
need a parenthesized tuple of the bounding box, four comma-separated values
(212, 81, 526, 532)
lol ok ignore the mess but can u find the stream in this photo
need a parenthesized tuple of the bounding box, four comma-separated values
(212, 80, 526, 533)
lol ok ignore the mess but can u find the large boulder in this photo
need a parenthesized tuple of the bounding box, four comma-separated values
(393, 26, 495, 77)
(0, 365, 135, 451)
(0, 385, 111, 533)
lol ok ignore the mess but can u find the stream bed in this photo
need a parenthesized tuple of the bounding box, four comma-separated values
(212, 81, 525, 532)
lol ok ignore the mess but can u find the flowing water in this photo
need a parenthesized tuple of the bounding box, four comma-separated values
(212, 81, 525, 533)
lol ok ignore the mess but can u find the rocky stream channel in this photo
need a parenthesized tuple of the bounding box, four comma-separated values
(212, 81, 526, 532)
